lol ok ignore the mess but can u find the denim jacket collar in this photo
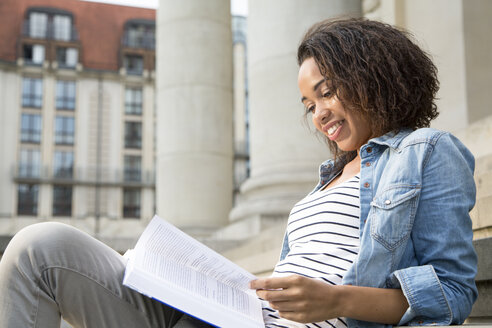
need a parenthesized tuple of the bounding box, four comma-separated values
(367, 129, 412, 150)
(316, 129, 412, 191)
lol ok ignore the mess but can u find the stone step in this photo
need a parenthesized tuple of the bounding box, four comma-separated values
(475, 153, 492, 176)
(211, 215, 287, 241)
(475, 166, 492, 200)
(471, 195, 492, 233)
(469, 154, 492, 237)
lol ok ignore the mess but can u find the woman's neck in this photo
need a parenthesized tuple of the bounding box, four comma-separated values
(344, 153, 361, 175)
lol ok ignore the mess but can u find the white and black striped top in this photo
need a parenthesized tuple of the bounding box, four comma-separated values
(263, 175, 360, 328)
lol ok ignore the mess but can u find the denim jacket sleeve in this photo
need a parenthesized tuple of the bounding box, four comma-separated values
(390, 133, 478, 325)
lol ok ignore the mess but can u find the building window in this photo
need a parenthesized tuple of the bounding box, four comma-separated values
(29, 12, 48, 38)
(56, 80, 76, 110)
(17, 184, 39, 215)
(53, 15, 71, 41)
(23, 44, 45, 65)
(53, 151, 73, 179)
(52, 185, 72, 216)
(20, 114, 42, 143)
(19, 149, 40, 178)
(22, 77, 43, 108)
(55, 116, 75, 145)
(123, 55, 143, 75)
(123, 188, 140, 218)
(124, 155, 141, 182)
(56, 47, 78, 68)
(125, 24, 155, 49)
(124, 122, 142, 149)
(125, 87, 142, 115)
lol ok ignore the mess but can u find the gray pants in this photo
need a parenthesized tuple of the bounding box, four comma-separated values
(0, 222, 213, 328)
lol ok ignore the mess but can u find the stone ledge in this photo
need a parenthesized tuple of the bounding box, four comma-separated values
(474, 238, 492, 281)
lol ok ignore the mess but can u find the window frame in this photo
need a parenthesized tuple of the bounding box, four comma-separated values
(53, 14, 71, 41)
(53, 150, 74, 179)
(29, 12, 48, 39)
(52, 185, 72, 216)
(54, 116, 75, 145)
(22, 77, 43, 108)
(123, 55, 144, 76)
(56, 80, 76, 110)
(17, 184, 39, 216)
(20, 113, 42, 144)
(123, 188, 141, 218)
(19, 148, 41, 178)
(124, 121, 142, 149)
(124, 155, 141, 182)
(125, 87, 143, 115)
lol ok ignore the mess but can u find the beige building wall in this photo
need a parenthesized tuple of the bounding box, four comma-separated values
(364, 0, 492, 132)
(463, 0, 492, 123)
(0, 62, 156, 251)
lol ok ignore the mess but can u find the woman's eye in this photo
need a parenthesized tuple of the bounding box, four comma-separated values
(306, 105, 315, 113)
(322, 91, 332, 98)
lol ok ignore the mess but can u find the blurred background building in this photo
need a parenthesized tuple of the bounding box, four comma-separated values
(0, 0, 159, 251)
(0, 0, 491, 322)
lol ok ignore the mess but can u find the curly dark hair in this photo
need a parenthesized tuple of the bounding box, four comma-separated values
(297, 18, 439, 159)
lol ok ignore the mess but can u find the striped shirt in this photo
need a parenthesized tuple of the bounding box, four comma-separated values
(263, 175, 360, 328)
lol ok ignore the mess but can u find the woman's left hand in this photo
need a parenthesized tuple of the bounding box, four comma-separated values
(251, 274, 409, 325)
(250, 274, 342, 323)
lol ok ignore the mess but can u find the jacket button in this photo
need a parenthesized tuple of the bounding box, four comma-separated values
(385, 199, 391, 205)
(364, 182, 370, 188)
(366, 147, 372, 153)
(365, 162, 371, 167)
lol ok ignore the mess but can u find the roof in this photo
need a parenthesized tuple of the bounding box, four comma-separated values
(0, 0, 155, 71)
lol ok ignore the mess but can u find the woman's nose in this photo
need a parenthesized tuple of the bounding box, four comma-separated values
(313, 104, 330, 125)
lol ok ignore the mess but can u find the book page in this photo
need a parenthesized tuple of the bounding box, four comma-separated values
(125, 215, 263, 327)
(134, 215, 256, 290)
(137, 252, 258, 316)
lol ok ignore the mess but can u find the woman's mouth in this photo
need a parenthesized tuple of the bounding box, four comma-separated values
(325, 120, 343, 140)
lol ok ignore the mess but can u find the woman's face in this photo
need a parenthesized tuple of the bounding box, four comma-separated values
(298, 57, 372, 153)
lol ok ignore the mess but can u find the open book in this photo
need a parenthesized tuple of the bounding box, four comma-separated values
(123, 215, 264, 328)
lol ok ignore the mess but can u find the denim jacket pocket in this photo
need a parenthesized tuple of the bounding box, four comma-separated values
(370, 185, 421, 251)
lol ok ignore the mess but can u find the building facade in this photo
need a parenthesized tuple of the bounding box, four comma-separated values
(0, 0, 157, 251)
(0, 0, 250, 253)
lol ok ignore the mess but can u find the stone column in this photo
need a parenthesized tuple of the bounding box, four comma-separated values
(371, 0, 492, 132)
(156, 0, 233, 234)
(227, 0, 362, 238)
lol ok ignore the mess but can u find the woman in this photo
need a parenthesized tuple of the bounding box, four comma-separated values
(0, 18, 477, 328)
(252, 18, 477, 327)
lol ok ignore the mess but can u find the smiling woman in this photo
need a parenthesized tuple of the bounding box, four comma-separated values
(298, 58, 372, 154)
(250, 18, 478, 328)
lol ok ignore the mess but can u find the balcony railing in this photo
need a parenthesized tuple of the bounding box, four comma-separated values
(21, 20, 79, 42)
(124, 169, 141, 182)
(123, 205, 141, 218)
(121, 32, 155, 50)
(12, 164, 155, 187)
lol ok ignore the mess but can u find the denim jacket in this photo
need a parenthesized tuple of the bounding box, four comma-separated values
(279, 128, 478, 327)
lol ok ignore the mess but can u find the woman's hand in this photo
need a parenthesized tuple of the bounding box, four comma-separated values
(250, 274, 409, 325)
(250, 275, 343, 323)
